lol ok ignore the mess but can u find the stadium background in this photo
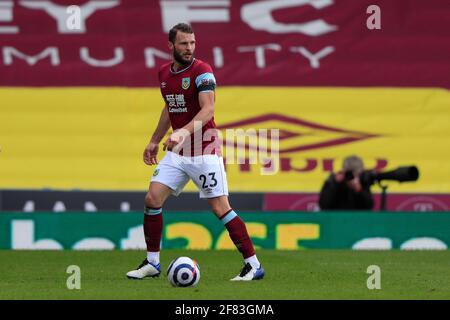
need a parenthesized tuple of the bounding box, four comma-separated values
(0, 0, 449, 252)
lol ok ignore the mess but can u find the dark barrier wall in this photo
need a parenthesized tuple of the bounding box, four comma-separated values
(1, 190, 449, 212)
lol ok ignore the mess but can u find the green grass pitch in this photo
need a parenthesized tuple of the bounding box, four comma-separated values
(0, 250, 449, 300)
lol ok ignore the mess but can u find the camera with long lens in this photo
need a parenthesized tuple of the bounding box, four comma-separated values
(359, 166, 420, 186)
(342, 165, 419, 211)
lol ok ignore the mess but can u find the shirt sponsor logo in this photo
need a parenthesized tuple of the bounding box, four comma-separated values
(166, 93, 187, 113)
(168, 107, 188, 113)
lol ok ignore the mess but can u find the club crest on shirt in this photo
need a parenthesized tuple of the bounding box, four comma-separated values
(182, 77, 190, 90)
(153, 169, 159, 177)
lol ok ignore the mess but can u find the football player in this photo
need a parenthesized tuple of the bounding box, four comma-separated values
(126, 23, 264, 281)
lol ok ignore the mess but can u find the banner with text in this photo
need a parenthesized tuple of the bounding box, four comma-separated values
(1, 212, 449, 250)
(0, 0, 449, 88)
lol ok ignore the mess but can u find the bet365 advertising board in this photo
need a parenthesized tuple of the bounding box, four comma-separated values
(1, 212, 449, 250)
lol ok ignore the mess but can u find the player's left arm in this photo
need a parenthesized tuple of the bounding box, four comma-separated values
(182, 69, 216, 134)
(163, 91, 214, 151)
(181, 91, 215, 135)
(164, 70, 216, 149)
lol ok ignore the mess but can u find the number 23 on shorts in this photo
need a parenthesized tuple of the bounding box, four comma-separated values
(199, 172, 218, 189)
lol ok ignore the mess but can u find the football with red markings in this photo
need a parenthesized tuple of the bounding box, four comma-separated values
(167, 256, 200, 287)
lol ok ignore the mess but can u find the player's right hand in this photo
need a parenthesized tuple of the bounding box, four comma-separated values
(143, 142, 159, 166)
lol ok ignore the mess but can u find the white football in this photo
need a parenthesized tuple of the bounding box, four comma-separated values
(167, 256, 200, 287)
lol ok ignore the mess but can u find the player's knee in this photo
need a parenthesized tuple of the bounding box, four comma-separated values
(145, 192, 162, 208)
(211, 203, 230, 217)
(211, 205, 221, 216)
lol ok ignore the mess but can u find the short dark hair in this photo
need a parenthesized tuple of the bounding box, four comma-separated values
(343, 155, 364, 173)
(169, 23, 194, 43)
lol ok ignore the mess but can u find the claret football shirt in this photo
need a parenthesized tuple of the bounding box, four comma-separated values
(158, 58, 220, 156)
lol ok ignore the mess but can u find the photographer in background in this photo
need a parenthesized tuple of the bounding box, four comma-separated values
(319, 155, 374, 211)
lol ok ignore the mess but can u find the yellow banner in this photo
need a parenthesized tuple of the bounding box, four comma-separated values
(0, 87, 449, 193)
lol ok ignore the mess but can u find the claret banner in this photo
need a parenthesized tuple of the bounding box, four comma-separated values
(0, 0, 449, 87)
